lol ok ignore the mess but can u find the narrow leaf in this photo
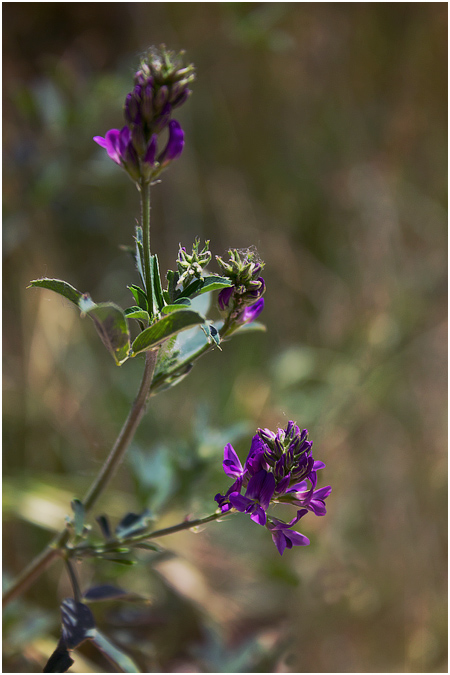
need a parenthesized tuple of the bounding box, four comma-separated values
(115, 510, 153, 539)
(84, 584, 151, 603)
(71, 499, 85, 537)
(128, 285, 148, 311)
(151, 254, 165, 313)
(29, 278, 82, 306)
(96, 514, 112, 540)
(166, 269, 180, 303)
(84, 585, 130, 602)
(79, 297, 131, 365)
(90, 630, 140, 673)
(131, 310, 205, 355)
(134, 226, 145, 288)
(104, 558, 137, 566)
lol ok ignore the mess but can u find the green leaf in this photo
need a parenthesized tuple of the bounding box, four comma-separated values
(28, 278, 83, 306)
(90, 630, 141, 673)
(201, 323, 221, 349)
(79, 297, 131, 365)
(233, 320, 266, 334)
(71, 499, 85, 537)
(128, 285, 148, 311)
(166, 269, 179, 303)
(151, 254, 165, 313)
(179, 275, 233, 299)
(125, 306, 150, 321)
(131, 309, 205, 355)
(161, 299, 192, 314)
(134, 226, 145, 287)
(104, 558, 137, 566)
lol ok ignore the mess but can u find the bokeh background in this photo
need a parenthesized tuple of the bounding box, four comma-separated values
(3, 3, 447, 673)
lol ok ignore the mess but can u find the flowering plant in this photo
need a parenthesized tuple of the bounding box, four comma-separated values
(3, 46, 329, 673)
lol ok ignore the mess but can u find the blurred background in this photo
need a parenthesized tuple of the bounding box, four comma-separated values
(3, 3, 447, 672)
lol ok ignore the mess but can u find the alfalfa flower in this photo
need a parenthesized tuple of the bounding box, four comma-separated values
(215, 421, 331, 554)
(94, 46, 194, 183)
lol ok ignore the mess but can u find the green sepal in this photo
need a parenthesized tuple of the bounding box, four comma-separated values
(71, 498, 85, 537)
(178, 274, 233, 300)
(131, 309, 205, 356)
(28, 278, 83, 306)
(128, 285, 148, 311)
(125, 306, 150, 322)
(79, 295, 131, 365)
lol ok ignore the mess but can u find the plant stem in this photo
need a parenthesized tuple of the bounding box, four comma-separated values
(124, 510, 233, 544)
(73, 510, 234, 555)
(65, 559, 82, 603)
(82, 349, 158, 512)
(140, 179, 153, 312)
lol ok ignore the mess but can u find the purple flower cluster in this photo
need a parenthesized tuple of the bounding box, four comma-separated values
(215, 421, 331, 555)
(94, 46, 194, 183)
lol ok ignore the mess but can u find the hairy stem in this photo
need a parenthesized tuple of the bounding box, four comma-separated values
(140, 179, 153, 312)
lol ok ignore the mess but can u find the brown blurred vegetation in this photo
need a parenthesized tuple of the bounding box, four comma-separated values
(3, 3, 447, 673)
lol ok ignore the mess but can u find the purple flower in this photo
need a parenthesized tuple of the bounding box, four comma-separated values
(223, 443, 244, 479)
(215, 421, 331, 555)
(218, 286, 234, 311)
(158, 120, 184, 166)
(93, 127, 140, 180)
(266, 512, 310, 556)
(228, 470, 275, 526)
(239, 297, 265, 324)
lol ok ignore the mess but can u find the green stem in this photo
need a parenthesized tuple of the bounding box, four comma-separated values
(73, 510, 233, 556)
(65, 559, 82, 603)
(140, 179, 153, 312)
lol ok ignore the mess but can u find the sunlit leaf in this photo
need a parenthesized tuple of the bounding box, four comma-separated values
(29, 278, 82, 306)
(131, 310, 205, 355)
(179, 274, 233, 299)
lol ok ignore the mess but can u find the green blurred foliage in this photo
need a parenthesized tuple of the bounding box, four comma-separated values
(3, 3, 447, 673)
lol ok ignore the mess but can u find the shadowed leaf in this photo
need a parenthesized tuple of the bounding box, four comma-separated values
(79, 296, 131, 365)
(60, 598, 96, 649)
(43, 638, 74, 673)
